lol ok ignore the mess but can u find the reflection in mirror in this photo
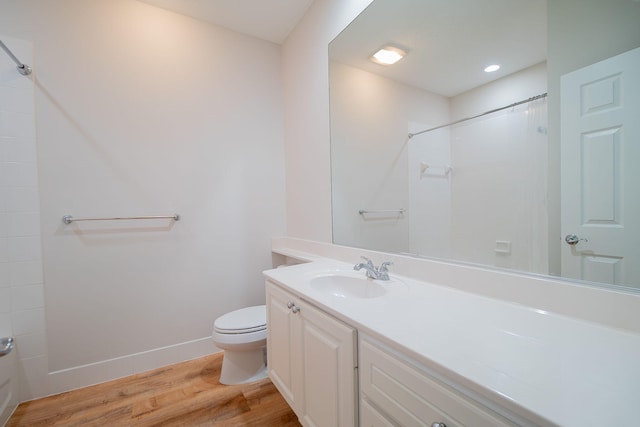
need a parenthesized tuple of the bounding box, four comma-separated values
(329, 0, 640, 291)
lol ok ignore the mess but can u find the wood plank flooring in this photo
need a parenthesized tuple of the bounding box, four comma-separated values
(7, 353, 301, 426)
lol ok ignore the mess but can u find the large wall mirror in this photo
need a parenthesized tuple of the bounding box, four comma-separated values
(329, 0, 640, 291)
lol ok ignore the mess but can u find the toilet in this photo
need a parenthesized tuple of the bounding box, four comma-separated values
(212, 305, 268, 385)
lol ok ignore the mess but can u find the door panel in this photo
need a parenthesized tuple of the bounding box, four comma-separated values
(561, 47, 640, 288)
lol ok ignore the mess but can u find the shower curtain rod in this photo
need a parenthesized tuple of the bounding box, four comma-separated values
(408, 92, 547, 139)
(0, 39, 32, 76)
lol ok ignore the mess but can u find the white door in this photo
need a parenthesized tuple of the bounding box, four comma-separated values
(561, 47, 640, 288)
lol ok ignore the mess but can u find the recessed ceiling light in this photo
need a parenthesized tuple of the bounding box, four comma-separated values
(484, 64, 500, 73)
(370, 46, 406, 65)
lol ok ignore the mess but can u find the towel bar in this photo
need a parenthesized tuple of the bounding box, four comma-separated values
(62, 214, 180, 224)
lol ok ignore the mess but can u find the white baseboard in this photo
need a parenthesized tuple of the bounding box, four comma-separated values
(45, 337, 216, 398)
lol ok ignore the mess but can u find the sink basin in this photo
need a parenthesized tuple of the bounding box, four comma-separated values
(310, 274, 387, 299)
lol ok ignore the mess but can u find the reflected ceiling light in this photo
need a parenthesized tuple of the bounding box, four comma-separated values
(370, 46, 406, 65)
(484, 64, 500, 73)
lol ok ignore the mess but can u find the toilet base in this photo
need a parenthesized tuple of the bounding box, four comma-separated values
(219, 347, 267, 385)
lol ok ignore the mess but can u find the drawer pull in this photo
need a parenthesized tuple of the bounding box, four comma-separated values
(287, 301, 293, 309)
(431, 423, 447, 427)
(291, 305, 300, 314)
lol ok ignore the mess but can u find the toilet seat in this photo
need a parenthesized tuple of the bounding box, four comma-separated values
(214, 305, 266, 335)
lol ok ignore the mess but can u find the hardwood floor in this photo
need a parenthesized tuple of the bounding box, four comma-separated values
(7, 353, 301, 426)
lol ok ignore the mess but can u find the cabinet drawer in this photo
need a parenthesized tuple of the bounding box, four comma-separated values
(360, 337, 515, 427)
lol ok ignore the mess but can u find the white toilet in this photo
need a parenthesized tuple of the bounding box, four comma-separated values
(212, 305, 268, 385)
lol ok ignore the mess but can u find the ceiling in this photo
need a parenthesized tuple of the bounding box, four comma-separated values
(137, 0, 315, 44)
(329, 0, 547, 97)
(135, 0, 547, 98)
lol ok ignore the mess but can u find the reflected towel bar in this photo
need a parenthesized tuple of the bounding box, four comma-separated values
(359, 209, 405, 215)
(62, 214, 180, 224)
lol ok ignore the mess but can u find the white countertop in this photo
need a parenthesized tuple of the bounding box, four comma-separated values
(264, 259, 640, 427)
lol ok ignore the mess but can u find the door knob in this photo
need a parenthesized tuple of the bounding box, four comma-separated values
(565, 234, 588, 246)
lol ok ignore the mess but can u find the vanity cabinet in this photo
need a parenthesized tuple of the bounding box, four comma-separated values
(359, 335, 517, 427)
(265, 280, 357, 427)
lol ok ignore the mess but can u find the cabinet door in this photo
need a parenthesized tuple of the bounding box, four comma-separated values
(299, 300, 357, 427)
(266, 281, 303, 410)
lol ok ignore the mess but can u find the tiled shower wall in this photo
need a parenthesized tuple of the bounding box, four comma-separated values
(0, 35, 48, 402)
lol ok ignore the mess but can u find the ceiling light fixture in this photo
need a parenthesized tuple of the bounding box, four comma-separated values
(371, 46, 406, 65)
(484, 64, 500, 73)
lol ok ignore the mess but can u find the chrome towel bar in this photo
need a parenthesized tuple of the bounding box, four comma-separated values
(62, 214, 180, 224)
(358, 209, 405, 215)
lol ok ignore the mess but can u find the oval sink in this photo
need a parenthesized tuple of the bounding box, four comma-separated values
(310, 274, 387, 299)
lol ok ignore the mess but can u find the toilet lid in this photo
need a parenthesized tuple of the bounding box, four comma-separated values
(214, 305, 266, 334)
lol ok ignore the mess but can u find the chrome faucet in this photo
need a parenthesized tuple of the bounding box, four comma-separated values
(354, 257, 393, 280)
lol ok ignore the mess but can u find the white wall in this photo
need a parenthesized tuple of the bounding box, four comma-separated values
(0, 35, 43, 409)
(329, 62, 449, 253)
(283, 0, 375, 242)
(0, 0, 285, 398)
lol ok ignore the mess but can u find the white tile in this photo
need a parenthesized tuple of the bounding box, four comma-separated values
(0, 187, 7, 212)
(7, 212, 40, 237)
(0, 137, 8, 162)
(0, 313, 11, 338)
(0, 86, 35, 115)
(0, 263, 9, 287)
(0, 111, 35, 139)
(0, 68, 33, 91)
(11, 284, 44, 311)
(0, 237, 8, 262)
(3, 162, 38, 187)
(7, 236, 42, 262)
(9, 261, 43, 286)
(14, 331, 46, 359)
(11, 307, 45, 335)
(0, 288, 10, 313)
(0, 213, 7, 236)
(6, 137, 37, 163)
(5, 186, 40, 212)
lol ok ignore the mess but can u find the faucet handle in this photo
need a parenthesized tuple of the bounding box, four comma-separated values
(377, 261, 393, 280)
(379, 261, 393, 271)
(360, 256, 374, 266)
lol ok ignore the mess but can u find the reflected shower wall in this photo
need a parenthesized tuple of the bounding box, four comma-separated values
(408, 100, 549, 273)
